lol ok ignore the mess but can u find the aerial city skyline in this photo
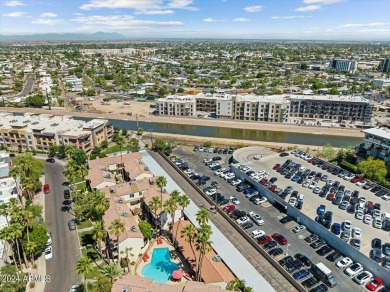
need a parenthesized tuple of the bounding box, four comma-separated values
(1, 0, 390, 40)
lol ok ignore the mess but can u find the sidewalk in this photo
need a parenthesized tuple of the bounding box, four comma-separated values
(26, 176, 47, 292)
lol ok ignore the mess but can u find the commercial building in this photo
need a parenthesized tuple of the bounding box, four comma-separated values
(0, 112, 113, 153)
(359, 126, 390, 167)
(289, 95, 373, 123)
(379, 58, 390, 73)
(156, 93, 373, 123)
(329, 59, 357, 73)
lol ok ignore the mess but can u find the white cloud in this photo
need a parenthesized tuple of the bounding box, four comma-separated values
(244, 5, 263, 13)
(339, 22, 390, 28)
(80, 0, 197, 11)
(233, 18, 251, 22)
(3, 11, 26, 17)
(357, 28, 390, 33)
(271, 15, 312, 19)
(166, 0, 197, 10)
(203, 18, 225, 22)
(32, 18, 65, 25)
(39, 12, 57, 18)
(134, 10, 174, 15)
(303, 0, 345, 4)
(5, 0, 26, 7)
(73, 13, 83, 16)
(71, 15, 183, 30)
(295, 5, 322, 12)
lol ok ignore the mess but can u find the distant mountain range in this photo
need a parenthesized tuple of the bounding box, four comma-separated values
(0, 32, 125, 42)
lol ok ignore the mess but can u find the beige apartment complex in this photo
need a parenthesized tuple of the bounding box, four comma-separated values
(0, 112, 113, 153)
(156, 93, 373, 123)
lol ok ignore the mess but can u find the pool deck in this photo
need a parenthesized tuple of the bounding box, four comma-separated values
(136, 238, 193, 286)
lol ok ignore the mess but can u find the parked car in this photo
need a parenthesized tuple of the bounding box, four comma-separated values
(305, 234, 319, 243)
(353, 271, 373, 285)
(326, 251, 341, 262)
(268, 248, 284, 257)
(336, 257, 353, 269)
(258, 235, 273, 245)
(280, 215, 294, 224)
(248, 211, 264, 225)
(344, 263, 363, 277)
(43, 184, 50, 194)
(251, 229, 265, 239)
(366, 277, 383, 291)
(68, 219, 76, 230)
(293, 269, 310, 280)
(295, 253, 311, 267)
(310, 239, 326, 249)
(44, 246, 53, 260)
(292, 225, 306, 233)
(272, 233, 287, 245)
(316, 245, 333, 256)
(222, 204, 235, 213)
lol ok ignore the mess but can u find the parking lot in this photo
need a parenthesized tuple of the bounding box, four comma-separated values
(237, 150, 390, 260)
(173, 146, 374, 292)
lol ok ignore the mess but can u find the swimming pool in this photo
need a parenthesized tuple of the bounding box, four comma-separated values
(141, 247, 179, 283)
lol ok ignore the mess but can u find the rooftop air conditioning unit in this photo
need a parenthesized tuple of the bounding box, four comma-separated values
(144, 166, 149, 171)
(131, 226, 136, 232)
(110, 187, 115, 193)
(120, 211, 128, 217)
(122, 288, 129, 292)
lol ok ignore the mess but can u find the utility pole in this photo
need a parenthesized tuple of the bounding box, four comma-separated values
(136, 114, 139, 129)
(149, 129, 153, 148)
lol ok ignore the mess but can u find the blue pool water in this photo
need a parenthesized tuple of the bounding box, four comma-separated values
(141, 248, 179, 283)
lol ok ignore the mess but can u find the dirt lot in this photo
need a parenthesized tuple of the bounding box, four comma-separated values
(86, 96, 154, 116)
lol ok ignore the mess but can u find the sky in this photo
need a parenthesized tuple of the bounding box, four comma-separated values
(1, 0, 390, 40)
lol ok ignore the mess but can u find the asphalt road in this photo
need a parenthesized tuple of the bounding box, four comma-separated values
(174, 147, 368, 292)
(21, 74, 34, 96)
(44, 161, 81, 292)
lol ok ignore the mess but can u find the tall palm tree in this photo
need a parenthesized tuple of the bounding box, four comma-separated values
(65, 144, 75, 160)
(0, 225, 19, 269)
(170, 189, 180, 202)
(120, 247, 134, 273)
(116, 135, 125, 179)
(155, 176, 167, 221)
(227, 278, 246, 291)
(148, 196, 161, 227)
(195, 209, 211, 226)
(0, 204, 10, 224)
(91, 221, 107, 260)
(92, 190, 110, 219)
(180, 223, 197, 268)
(75, 256, 94, 291)
(26, 241, 37, 267)
(99, 263, 122, 283)
(10, 223, 26, 269)
(163, 198, 177, 231)
(174, 194, 190, 244)
(195, 223, 213, 282)
(108, 218, 125, 258)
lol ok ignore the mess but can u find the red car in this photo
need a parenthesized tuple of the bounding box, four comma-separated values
(326, 193, 335, 201)
(272, 233, 288, 245)
(366, 277, 382, 291)
(260, 179, 268, 186)
(273, 164, 281, 170)
(308, 159, 315, 163)
(366, 201, 374, 209)
(351, 177, 362, 183)
(222, 204, 236, 213)
(258, 235, 272, 245)
(43, 184, 50, 194)
(269, 185, 277, 192)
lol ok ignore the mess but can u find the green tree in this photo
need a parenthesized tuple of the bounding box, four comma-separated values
(148, 196, 161, 224)
(121, 129, 128, 137)
(48, 145, 58, 157)
(99, 263, 122, 283)
(26, 241, 37, 267)
(163, 198, 177, 231)
(100, 140, 109, 149)
(72, 149, 88, 165)
(152, 138, 173, 156)
(0, 264, 27, 291)
(75, 256, 93, 290)
(26, 94, 45, 108)
(86, 89, 96, 96)
(195, 223, 213, 281)
(91, 221, 107, 259)
(156, 176, 167, 223)
(357, 157, 387, 181)
(180, 223, 197, 266)
(108, 218, 125, 254)
(227, 278, 246, 291)
(137, 128, 143, 136)
(196, 209, 211, 225)
(329, 87, 339, 95)
(92, 276, 112, 292)
(316, 143, 337, 161)
(138, 221, 152, 240)
(22, 224, 48, 257)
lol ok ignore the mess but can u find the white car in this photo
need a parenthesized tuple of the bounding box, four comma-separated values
(353, 271, 373, 285)
(254, 197, 267, 205)
(225, 173, 235, 180)
(313, 186, 321, 194)
(251, 229, 265, 239)
(302, 181, 310, 188)
(44, 246, 53, 260)
(292, 225, 306, 233)
(69, 285, 81, 292)
(355, 210, 364, 220)
(356, 180, 366, 187)
(230, 196, 240, 205)
(47, 232, 52, 245)
(184, 168, 194, 174)
(372, 209, 380, 219)
(373, 218, 382, 229)
(231, 179, 242, 186)
(326, 179, 334, 186)
(352, 227, 361, 240)
(382, 193, 390, 201)
(288, 197, 297, 206)
(308, 181, 317, 189)
(363, 214, 372, 224)
(237, 216, 250, 225)
(344, 263, 363, 277)
(336, 257, 353, 269)
(203, 158, 212, 163)
(344, 174, 355, 181)
(343, 220, 352, 231)
(206, 188, 217, 196)
(248, 211, 264, 225)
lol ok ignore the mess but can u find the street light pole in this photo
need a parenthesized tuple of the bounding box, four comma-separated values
(148, 129, 154, 148)
(285, 243, 290, 255)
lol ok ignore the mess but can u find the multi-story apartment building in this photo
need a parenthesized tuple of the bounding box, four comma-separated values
(155, 95, 196, 116)
(329, 59, 357, 73)
(0, 112, 113, 153)
(359, 126, 390, 168)
(289, 95, 373, 123)
(379, 58, 390, 73)
(0, 151, 10, 178)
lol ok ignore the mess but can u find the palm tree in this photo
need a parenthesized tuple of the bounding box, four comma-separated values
(120, 247, 134, 273)
(227, 278, 246, 291)
(170, 189, 180, 202)
(92, 190, 110, 219)
(174, 194, 190, 245)
(163, 198, 177, 231)
(99, 263, 122, 283)
(195, 223, 213, 282)
(0, 204, 10, 224)
(180, 223, 197, 268)
(195, 209, 211, 226)
(26, 241, 37, 267)
(155, 176, 167, 220)
(9, 223, 26, 269)
(65, 144, 74, 160)
(148, 196, 161, 227)
(0, 225, 19, 269)
(108, 218, 125, 258)
(91, 221, 107, 260)
(75, 256, 93, 291)
(116, 135, 125, 179)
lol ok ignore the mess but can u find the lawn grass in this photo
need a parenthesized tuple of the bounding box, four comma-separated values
(75, 181, 87, 191)
(79, 230, 95, 246)
(102, 144, 136, 155)
(77, 220, 92, 229)
(86, 266, 101, 279)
